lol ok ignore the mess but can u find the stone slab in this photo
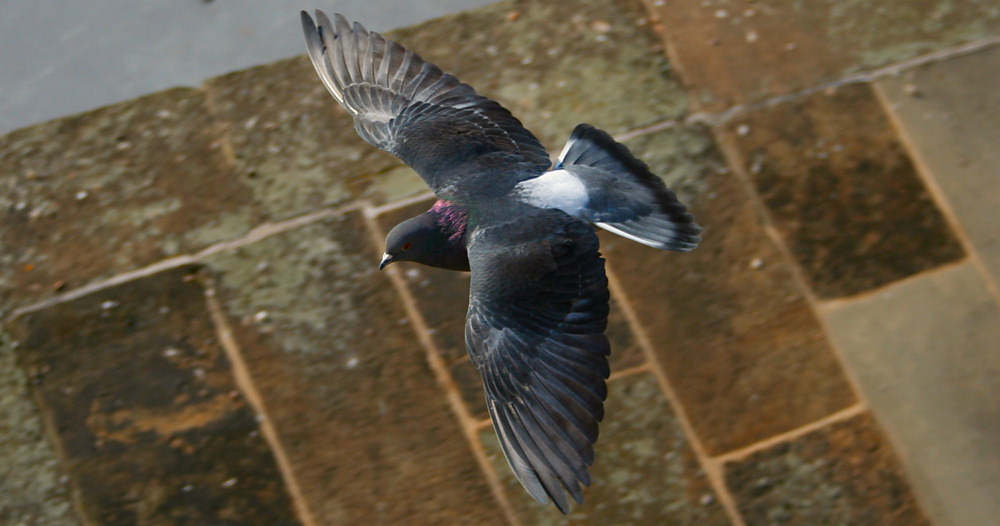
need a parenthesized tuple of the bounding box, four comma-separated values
(724, 413, 930, 526)
(645, 0, 1000, 112)
(202, 57, 409, 216)
(601, 125, 856, 455)
(8, 265, 299, 525)
(483, 372, 730, 524)
(0, 88, 260, 315)
(724, 82, 964, 298)
(820, 262, 1000, 526)
(877, 46, 1000, 287)
(203, 211, 504, 525)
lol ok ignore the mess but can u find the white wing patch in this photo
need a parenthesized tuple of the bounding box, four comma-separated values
(515, 169, 589, 216)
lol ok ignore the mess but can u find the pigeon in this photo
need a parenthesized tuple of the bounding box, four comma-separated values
(300, 11, 701, 513)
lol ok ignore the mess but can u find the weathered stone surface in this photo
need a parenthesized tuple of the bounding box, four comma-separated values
(8, 265, 298, 525)
(602, 125, 856, 454)
(202, 57, 410, 216)
(0, 329, 78, 526)
(877, 46, 1000, 287)
(483, 373, 730, 524)
(361, 0, 688, 150)
(0, 88, 259, 314)
(820, 262, 1000, 526)
(203, 211, 504, 526)
(725, 413, 930, 526)
(724, 82, 964, 298)
(645, 0, 1000, 111)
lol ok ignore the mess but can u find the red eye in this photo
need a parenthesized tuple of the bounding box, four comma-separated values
(401, 243, 412, 251)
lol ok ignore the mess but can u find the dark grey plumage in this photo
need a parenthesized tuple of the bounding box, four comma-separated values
(301, 10, 550, 197)
(465, 208, 609, 511)
(301, 10, 700, 513)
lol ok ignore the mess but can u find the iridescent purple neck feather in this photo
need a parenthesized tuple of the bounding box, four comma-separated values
(431, 200, 469, 243)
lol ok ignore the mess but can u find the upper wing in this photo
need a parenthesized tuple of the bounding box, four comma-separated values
(301, 11, 551, 193)
(465, 211, 610, 513)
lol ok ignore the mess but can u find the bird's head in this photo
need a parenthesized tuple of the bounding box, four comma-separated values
(380, 214, 436, 270)
(380, 211, 470, 271)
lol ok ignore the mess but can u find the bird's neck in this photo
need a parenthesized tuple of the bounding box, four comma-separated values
(419, 200, 470, 271)
(430, 200, 470, 244)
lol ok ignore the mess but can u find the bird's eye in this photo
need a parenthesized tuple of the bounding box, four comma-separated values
(401, 242, 412, 251)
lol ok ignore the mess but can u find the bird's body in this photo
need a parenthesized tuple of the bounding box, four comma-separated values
(301, 10, 700, 513)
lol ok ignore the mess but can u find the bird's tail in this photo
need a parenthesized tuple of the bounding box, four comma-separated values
(556, 124, 701, 252)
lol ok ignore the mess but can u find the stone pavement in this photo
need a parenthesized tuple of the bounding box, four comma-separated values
(2, 0, 998, 524)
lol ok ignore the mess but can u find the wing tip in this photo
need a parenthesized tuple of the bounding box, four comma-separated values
(300, 10, 316, 40)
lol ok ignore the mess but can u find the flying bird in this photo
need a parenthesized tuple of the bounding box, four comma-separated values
(300, 11, 700, 513)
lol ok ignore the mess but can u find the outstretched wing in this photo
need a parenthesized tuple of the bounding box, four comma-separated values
(301, 11, 551, 193)
(465, 211, 610, 513)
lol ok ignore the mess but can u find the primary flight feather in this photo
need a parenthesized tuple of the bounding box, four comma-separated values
(300, 10, 700, 513)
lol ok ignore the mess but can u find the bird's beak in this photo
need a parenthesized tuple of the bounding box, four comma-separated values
(378, 252, 394, 271)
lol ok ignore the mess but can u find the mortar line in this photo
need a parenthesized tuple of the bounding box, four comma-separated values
(683, 44, 978, 126)
(192, 204, 361, 258)
(365, 190, 436, 217)
(9, 203, 359, 320)
(19, 367, 96, 526)
(606, 363, 651, 382)
(361, 206, 522, 526)
(605, 266, 746, 526)
(8, 255, 192, 319)
(601, 36, 1000, 151)
(713, 403, 867, 465)
(867, 35, 1000, 79)
(817, 258, 971, 311)
(872, 81, 1000, 307)
(698, 38, 1000, 125)
(613, 119, 684, 143)
(474, 418, 494, 433)
(202, 280, 318, 526)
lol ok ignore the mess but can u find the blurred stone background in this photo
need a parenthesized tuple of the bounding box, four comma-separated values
(2, 0, 999, 525)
